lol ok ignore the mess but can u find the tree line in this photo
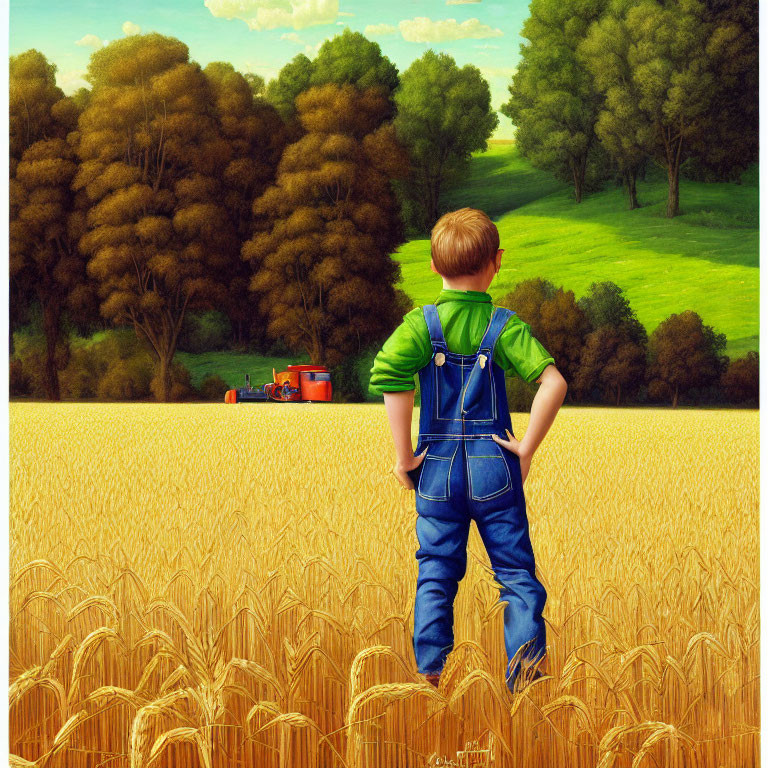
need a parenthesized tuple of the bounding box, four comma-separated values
(10, 30, 498, 401)
(496, 279, 757, 408)
(503, 0, 757, 215)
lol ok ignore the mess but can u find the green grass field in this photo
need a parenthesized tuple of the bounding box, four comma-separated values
(399, 143, 758, 358)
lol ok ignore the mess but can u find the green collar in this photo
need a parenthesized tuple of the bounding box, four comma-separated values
(435, 288, 492, 305)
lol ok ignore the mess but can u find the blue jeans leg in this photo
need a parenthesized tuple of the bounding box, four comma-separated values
(413, 512, 470, 674)
(474, 495, 547, 690)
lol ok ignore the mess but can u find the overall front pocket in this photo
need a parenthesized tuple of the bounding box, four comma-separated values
(417, 441, 458, 501)
(466, 439, 512, 501)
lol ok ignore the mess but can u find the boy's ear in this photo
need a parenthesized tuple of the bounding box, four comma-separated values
(429, 258, 438, 275)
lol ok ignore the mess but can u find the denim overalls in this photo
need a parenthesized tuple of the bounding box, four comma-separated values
(406, 303, 547, 690)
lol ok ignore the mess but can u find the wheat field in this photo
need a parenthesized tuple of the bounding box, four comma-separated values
(9, 402, 759, 768)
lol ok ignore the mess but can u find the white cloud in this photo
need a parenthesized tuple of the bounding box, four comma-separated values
(75, 34, 104, 49)
(57, 69, 89, 94)
(446, 0, 482, 4)
(304, 41, 322, 56)
(399, 17, 503, 42)
(122, 21, 141, 36)
(475, 43, 500, 49)
(364, 23, 397, 36)
(205, 0, 338, 31)
(338, 10, 354, 15)
(281, 31, 304, 43)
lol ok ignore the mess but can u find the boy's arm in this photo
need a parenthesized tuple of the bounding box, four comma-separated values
(370, 311, 431, 490)
(384, 390, 427, 490)
(493, 363, 567, 484)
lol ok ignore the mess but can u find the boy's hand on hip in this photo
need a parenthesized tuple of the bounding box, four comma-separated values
(392, 448, 428, 490)
(492, 430, 532, 486)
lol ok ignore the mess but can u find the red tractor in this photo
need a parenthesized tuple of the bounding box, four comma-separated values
(225, 365, 332, 403)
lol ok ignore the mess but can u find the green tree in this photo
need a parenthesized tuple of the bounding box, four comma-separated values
(502, 0, 607, 204)
(243, 83, 410, 367)
(577, 281, 646, 344)
(579, 8, 648, 209)
(243, 71, 266, 100)
(582, 0, 720, 218)
(394, 50, 498, 231)
(646, 310, 728, 407)
(688, 0, 758, 181)
(310, 28, 399, 98)
(265, 53, 314, 125)
(74, 33, 233, 401)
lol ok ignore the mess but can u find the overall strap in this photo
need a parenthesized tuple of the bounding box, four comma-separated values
(478, 307, 516, 356)
(422, 304, 448, 352)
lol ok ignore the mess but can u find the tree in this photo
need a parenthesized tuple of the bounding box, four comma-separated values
(720, 351, 758, 404)
(9, 49, 87, 399)
(502, 0, 607, 204)
(582, 0, 720, 218)
(265, 53, 314, 126)
(74, 33, 233, 401)
(310, 28, 399, 98)
(394, 50, 498, 231)
(577, 281, 646, 344)
(688, 0, 758, 181)
(574, 325, 646, 404)
(203, 61, 286, 347)
(537, 288, 592, 398)
(243, 72, 266, 100)
(497, 277, 557, 329)
(243, 83, 410, 367)
(574, 281, 647, 403)
(9, 49, 73, 167)
(10, 138, 88, 400)
(580, 8, 648, 209)
(646, 310, 728, 407)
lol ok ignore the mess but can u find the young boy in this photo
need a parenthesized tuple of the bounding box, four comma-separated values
(369, 207, 567, 692)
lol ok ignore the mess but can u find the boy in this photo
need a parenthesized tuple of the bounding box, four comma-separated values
(369, 207, 567, 692)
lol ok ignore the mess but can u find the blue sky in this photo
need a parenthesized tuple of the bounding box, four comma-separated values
(9, 0, 531, 139)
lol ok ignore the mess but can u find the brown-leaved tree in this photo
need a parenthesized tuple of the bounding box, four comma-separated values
(243, 82, 410, 367)
(73, 33, 234, 400)
(646, 310, 728, 407)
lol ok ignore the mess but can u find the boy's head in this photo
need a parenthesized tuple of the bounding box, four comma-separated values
(430, 207, 501, 278)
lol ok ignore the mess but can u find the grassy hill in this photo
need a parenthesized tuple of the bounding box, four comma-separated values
(398, 142, 758, 358)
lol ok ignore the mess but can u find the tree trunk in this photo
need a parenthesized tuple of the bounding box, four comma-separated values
(626, 169, 639, 210)
(41, 298, 61, 401)
(156, 351, 172, 402)
(672, 384, 679, 408)
(572, 160, 585, 204)
(616, 381, 621, 406)
(666, 162, 680, 218)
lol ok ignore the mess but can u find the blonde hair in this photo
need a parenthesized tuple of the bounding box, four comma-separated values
(430, 207, 500, 278)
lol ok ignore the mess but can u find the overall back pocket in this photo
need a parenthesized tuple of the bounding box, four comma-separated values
(417, 441, 458, 501)
(466, 438, 512, 501)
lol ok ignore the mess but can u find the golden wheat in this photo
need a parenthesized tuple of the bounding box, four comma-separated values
(9, 402, 759, 767)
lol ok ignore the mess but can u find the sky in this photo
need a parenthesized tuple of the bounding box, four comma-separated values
(9, 0, 531, 139)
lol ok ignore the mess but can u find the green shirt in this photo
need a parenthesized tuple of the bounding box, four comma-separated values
(369, 288, 555, 395)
